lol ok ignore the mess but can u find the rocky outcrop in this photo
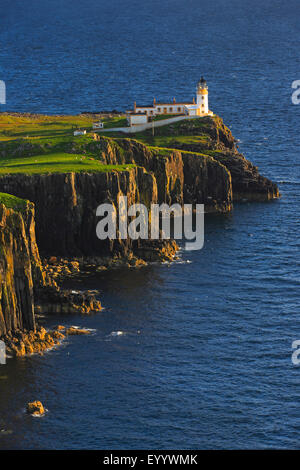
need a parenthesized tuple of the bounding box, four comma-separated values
(146, 116, 279, 202)
(65, 326, 91, 335)
(35, 287, 102, 315)
(0, 202, 35, 337)
(5, 327, 64, 357)
(112, 139, 233, 211)
(202, 150, 279, 201)
(77, 136, 233, 211)
(0, 168, 155, 257)
(26, 401, 45, 416)
(4, 324, 92, 357)
(0, 196, 102, 354)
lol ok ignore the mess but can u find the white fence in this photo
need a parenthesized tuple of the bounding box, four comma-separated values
(96, 114, 212, 134)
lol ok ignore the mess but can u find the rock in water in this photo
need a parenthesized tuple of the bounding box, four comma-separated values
(55, 325, 66, 331)
(65, 327, 91, 336)
(26, 401, 45, 416)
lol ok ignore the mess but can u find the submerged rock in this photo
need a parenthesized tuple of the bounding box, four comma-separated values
(65, 327, 91, 336)
(55, 325, 66, 331)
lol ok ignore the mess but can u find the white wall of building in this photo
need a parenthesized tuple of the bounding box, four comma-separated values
(135, 103, 186, 116)
(136, 98, 208, 117)
(129, 82, 210, 120)
(129, 114, 148, 125)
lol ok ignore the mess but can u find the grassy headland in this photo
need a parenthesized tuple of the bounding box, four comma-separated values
(0, 113, 136, 174)
(0, 112, 234, 176)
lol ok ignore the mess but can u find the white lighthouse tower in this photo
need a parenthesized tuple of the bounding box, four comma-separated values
(196, 77, 209, 115)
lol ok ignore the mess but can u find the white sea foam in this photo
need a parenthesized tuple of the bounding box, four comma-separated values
(23, 408, 49, 418)
(109, 331, 125, 337)
(278, 180, 300, 185)
(70, 325, 97, 333)
(31, 409, 49, 418)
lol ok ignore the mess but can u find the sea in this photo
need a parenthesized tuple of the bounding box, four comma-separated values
(0, 0, 299, 449)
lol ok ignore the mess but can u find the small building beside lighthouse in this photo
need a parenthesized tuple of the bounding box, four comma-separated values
(127, 77, 212, 126)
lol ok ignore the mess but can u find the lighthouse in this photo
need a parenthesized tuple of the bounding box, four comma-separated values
(196, 77, 209, 115)
(126, 78, 213, 125)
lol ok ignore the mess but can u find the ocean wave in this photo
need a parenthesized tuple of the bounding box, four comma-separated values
(23, 408, 49, 418)
(278, 180, 300, 185)
(109, 331, 125, 337)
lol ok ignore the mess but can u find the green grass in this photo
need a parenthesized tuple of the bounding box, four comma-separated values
(0, 152, 136, 175)
(102, 116, 128, 128)
(0, 114, 137, 174)
(0, 113, 223, 176)
(153, 113, 182, 121)
(148, 145, 217, 160)
(0, 192, 28, 212)
(0, 113, 128, 148)
(100, 116, 214, 142)
(131, 134, 210, 147)
(0, 114, 96, 142)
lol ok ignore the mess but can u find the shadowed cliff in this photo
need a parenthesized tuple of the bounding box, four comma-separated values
(0, 200, 35, 336)
(118, 115, 279, 202)
(0, 194, 101, 344)
(0, 139, 233, 256)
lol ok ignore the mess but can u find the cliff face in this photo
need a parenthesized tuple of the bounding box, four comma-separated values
(68, 135, 233, 210)
(139, 116, 279, 201)
(0, 114, 279, 349)
(205, 150, 279, 202)
(0, 194, 102, 347)
(0, 115, 278, 264)
(0, 143, 232, 258)
(107, 138, 233, 211)
(0, 168, 158, 257)
(0, 202, 35, 337)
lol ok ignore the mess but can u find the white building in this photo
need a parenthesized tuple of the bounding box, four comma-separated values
(126, 77, 212, 125)
(73, 129, 87, 136)
(127, 112, 148, 126)
(92, 121, 104, 129)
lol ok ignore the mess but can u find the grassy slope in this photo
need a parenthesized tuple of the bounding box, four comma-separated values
(0, 113, 223, 175)
(0, 114, 128, 142)
(101, 116, 217, 150)
(0, 153, 135, 175)
(0, 192, 28, 212)
(0, 114, 135, 174)
(0, 114, 95, 142)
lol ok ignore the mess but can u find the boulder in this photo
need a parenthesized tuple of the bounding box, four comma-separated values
(26, 401, 45, 416)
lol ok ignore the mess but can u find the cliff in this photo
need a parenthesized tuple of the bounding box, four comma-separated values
(0, 193, 101, 353)
(91, 137, 232, 211)
(0, 198, 35, 337)
(0, 168, 157, 257)
(0, 147, 232, 258)
(134, 116, 279, 201)
(0, 113, 279, 353)
(0, 113, 279, 263)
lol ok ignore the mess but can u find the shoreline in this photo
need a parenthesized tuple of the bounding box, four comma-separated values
(0, 112, 279, 358)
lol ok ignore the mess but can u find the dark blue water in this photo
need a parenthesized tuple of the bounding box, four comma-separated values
(0, 0, 300, 449)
